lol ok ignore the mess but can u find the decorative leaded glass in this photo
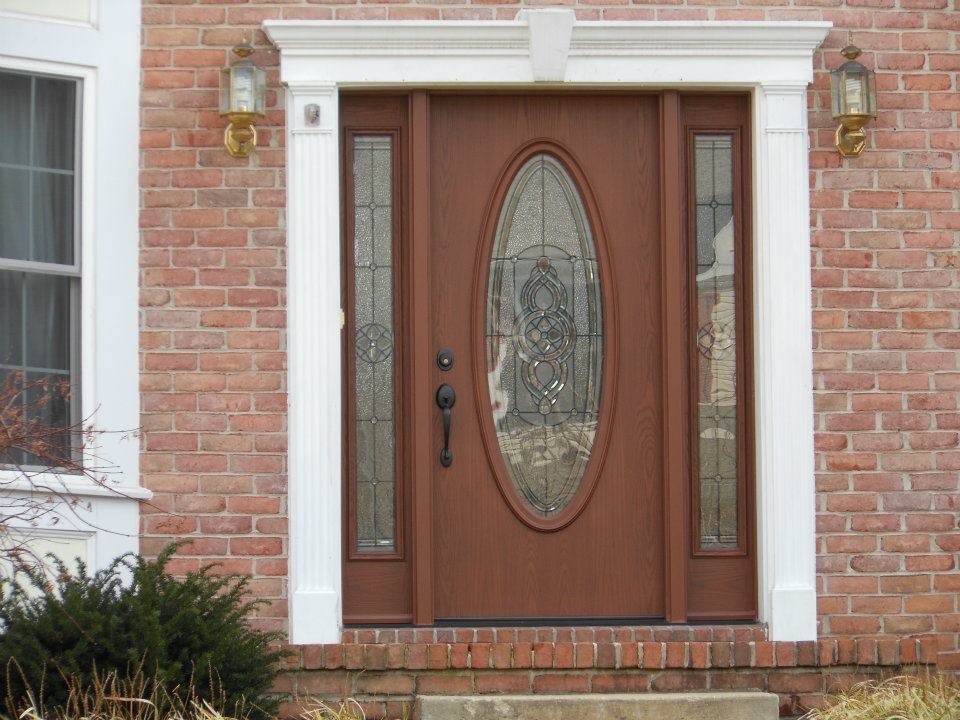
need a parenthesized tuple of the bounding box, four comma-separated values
(486, 154, 602, 520)
(694, 134, 739, 551)
(352, 135, 395, 552)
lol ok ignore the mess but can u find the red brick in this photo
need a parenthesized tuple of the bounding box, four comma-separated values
(475, 674, 530, 694)
(532, 674, 590, 693)
(641, 642, 663, 669)
(416, 675, 472, 694)
(592, 673, 649, 692)
(468, 644, 490, 670)
(755, 642, 775, 668)
(532, 642, 553, 668)
(353, 672, 413, 695)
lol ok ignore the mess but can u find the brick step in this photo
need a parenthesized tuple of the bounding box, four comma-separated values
(416, 693, 778, 720)
(294, 636, 939, 671)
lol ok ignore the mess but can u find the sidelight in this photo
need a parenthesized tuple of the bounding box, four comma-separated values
(351, 135, 396, 552)
(693, 134, 740, 551)
(486, 153, 603, 521)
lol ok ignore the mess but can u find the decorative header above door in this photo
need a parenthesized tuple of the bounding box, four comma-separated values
(265, 13, 830, 90)
(264, 13, 830, 646)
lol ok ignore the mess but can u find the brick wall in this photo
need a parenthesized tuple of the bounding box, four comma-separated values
(138, 0, 960, 667)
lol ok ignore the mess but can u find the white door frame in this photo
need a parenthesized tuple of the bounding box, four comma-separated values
(265, 12, 830, 644)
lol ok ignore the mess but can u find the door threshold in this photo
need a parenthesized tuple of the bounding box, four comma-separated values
(433, 617, 666, 627)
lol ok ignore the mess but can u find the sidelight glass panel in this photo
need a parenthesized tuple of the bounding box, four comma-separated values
(693, 134, 739, 551)
(487, 154, 603, 520)
(352, 135, 396, 552)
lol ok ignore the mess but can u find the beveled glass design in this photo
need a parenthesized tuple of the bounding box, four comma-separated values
(487, 154, 602, 520)
(694, 135, 739, 551)
(352, 135, 396, 552)
(0, 70, 79, 467)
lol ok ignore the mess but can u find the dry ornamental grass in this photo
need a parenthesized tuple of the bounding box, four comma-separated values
(806, 674, 960, 720)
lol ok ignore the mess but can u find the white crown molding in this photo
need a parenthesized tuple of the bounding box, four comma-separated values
(265, 17, 829, 87)
(267, 11, 829, 645)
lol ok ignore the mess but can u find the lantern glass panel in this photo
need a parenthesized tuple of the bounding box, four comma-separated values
(230, 64, 255, 114)
(846, 70, 869, 115)
(863, 70, 876, 116)
(254, 66, 266, 115)
(830, 71, 841, 118)
(219, 68, 231, 114)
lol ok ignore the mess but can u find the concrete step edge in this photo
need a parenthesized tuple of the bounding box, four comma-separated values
(416, 692, 780, 720)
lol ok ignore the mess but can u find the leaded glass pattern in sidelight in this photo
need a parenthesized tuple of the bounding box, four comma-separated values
(352, 135, 396, 552)
(694, 134, 739, 551)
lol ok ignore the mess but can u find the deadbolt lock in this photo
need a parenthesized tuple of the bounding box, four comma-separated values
(437, 347, 454, 371)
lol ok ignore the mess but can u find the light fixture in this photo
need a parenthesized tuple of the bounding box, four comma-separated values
(219, 42, 266, 158)
(829, 38, 877, 158)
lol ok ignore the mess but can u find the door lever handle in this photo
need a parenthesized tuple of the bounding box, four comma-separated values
(436, 383, 456, 467)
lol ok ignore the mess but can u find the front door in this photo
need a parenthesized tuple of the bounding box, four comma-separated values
(340, 92, 757, 625)
(430, 95, 663, 619)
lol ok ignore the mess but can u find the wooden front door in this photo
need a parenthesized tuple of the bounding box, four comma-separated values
(340, 92, 757, 625)
(430, 95, 663, 619)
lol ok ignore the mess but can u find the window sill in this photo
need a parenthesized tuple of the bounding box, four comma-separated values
(0, 469, 152, 501)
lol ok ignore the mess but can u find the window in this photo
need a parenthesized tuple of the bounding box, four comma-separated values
(0, 69, 80, 466)
(1, 3, 146, 576)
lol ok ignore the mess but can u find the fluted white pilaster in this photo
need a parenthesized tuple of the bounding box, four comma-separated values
(285, 83, 342, 644)
(754, 84, 818, 641)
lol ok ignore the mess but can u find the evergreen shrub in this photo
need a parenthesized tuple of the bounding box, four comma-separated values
(0, 544, 286, 720)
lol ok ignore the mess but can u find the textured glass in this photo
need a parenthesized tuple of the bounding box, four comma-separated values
(352, 136, 396, 552)
(487, 154, 602, 519)
(694, 135, 739, 550)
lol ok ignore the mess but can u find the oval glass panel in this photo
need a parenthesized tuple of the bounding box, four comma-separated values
(486, 153, 603, 520)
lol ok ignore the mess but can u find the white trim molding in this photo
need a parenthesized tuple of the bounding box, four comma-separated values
(265, 12, 830, 644)
(0, 1, 145, 570)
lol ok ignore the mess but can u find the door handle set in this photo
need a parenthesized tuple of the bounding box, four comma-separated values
(436, 383, 456, 467)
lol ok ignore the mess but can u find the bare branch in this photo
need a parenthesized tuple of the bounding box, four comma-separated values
(0, 371, 143, 577)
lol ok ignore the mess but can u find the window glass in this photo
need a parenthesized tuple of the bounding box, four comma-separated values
(0, 72, 30, 166)
(0, 69, 79, 467)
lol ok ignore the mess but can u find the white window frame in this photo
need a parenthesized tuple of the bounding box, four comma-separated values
(265, 12, 830, 643)
(0, 4, 146, 570)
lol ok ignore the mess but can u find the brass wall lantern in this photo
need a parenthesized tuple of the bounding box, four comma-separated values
(219, 42, 266, 158)
(829, 39, 877, 158)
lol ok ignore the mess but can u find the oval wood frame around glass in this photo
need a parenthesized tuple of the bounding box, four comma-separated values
(473, 141, 618, 533)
